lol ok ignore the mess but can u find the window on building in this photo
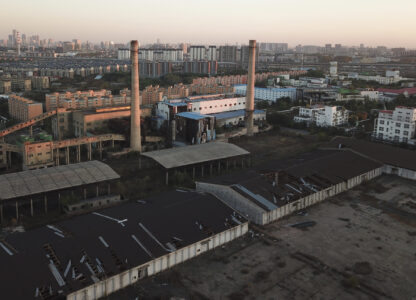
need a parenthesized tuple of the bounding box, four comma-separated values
(379, 120, 384, 124)
(395, 129, 400, 134)
(403, 131, 409, 136)
(378, 127, 384, 131)
(396, 123, 401, 127)
(404, 124, 410, 128)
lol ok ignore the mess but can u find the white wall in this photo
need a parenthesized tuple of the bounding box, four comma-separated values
(197, 168, 383, 226)
(66, 222, 248, 300)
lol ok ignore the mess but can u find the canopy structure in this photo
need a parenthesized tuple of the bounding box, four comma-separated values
(0, 160, 119, 201)
(141, 142, 249, 170)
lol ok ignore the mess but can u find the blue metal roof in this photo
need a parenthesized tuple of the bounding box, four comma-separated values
(210, 109, 265, 120)
(234, 85, 296, 92)
(167, 102, 187, 107)
(176, 112, 210, 120)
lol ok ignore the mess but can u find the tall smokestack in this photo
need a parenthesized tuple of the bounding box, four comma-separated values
(245, 40, 256, 136)
(130, 40, 141, 152)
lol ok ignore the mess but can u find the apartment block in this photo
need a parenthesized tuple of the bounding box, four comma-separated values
(294, 105, 349, 127)
(0, 80, 11, 94)
(45, 89, 130, 111)
(374, 106, 416, 145)
(8, 94, 43, 121)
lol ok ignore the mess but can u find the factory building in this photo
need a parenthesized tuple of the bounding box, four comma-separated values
(156, 94, 246, 125)
(0, 189, 247, 300)
(213, 109, 266, 127)
(325, 137, 416, 181)
(234, 85, 297, 101)
(196, 150, 384, 225)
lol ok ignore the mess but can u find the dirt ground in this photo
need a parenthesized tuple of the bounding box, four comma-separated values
(110, 175, 416, 300)
(230, 130, 323, 166)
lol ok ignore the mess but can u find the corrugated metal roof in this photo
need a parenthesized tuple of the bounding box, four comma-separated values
(142, 142, 249, 169)
(210, 109, 265, 120)
(0, 161, 120, 201)
(176, 112, 210, 120)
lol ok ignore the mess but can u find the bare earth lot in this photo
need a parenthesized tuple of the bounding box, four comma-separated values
(111, 175, 416, 300)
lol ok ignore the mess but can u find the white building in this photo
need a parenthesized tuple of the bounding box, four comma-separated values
(348, 70, 405, 85)
(234, 85, 297, 101)
(316, 106, 349, 127)
(189, 46, 207, 61)
(329, 61, 338, 76)
(294, 105, 325, 124)
(117, 49, 130, 60)
(360, 90, 380, 100)
(156, 94, 247, 124)
(373, 106, 416, 145)
(295, 105, 348, 127)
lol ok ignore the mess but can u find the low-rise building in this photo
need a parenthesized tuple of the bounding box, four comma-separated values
(156, 94, 247, 125)
(295, 105, 348, 127)
(8, 94, 43, 121)
(234, 85, 297, 101)
(373, 106, 416, 145)
(316, 106, 349, 127)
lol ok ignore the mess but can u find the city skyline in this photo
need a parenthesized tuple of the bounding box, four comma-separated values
(0, 0, 416, 48)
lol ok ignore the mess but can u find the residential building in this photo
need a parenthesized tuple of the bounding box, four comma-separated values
(316, 106, 349, 127)
(45, 89, 131, 111)
(117, 48, 130, 60)
(218, 45, 238, 62)
(234, 85, 297, 101)
(8, 94, 43, 121)
(0, 80, 11, 93)
(294, 105, 325, 124)
(189, 46, 206, 61)
(373, 106, 416, 145)
(31, 76, 50, 90)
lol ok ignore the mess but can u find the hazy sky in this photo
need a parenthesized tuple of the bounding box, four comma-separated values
(1, 0, 415, 47)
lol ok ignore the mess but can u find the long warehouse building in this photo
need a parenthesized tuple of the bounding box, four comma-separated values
(0, 190, 248, 300)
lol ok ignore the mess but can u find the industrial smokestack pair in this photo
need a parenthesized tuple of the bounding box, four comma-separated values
(130, 40, 142, 152)
(245, 40, 256, 136)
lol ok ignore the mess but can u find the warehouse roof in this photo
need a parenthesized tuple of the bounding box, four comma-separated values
(324, 137, 416, 171)
(0, 190, 245, 300)
(0, 161, 119, 201)
(200, 150, 383, 211)
(142, 142, 250, 169)
(176, 111, 211, 120)
(210, 109, 265, 120)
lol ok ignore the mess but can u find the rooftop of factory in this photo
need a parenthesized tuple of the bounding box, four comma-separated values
(0, 190, 245, 299)
(176, 112, 212, 120)
(209, 109, 265, 120)
(141, 142, 249, 169)
(0, 161, 119, 201)
(324, 137, 416, 171)
(201, 150, 383, 211)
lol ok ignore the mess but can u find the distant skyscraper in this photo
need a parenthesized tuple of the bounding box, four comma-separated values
(189, 46, 206, 61)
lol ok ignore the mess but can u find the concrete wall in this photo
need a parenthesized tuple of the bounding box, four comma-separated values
(66, 222, 248, 300)
(196, 182, 266, 224)
(383, 165, 416, 181)
(197, 167, 383, 226)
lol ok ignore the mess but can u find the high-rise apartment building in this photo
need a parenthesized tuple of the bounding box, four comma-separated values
(189, 46, 206, 61)
(218, 45, 238, 62)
